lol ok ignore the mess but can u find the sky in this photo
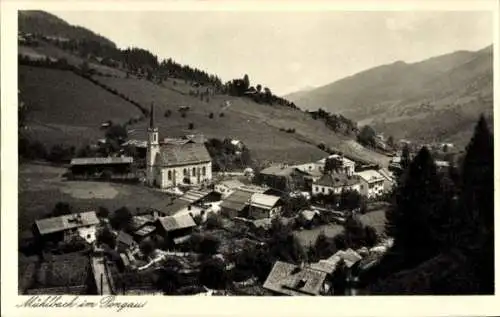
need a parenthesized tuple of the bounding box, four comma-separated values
(51, 10, 493, 95)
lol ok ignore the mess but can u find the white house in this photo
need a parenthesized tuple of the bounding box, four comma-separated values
(312, 173, 361, 196)
(356, 170, 385, 199)
(146, 105, 213, 189)
(214, 179, 245, 199)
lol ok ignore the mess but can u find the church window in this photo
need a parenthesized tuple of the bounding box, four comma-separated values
(202, 166, 206, 176)
(192, 167, 196, 176)
(168, 170, 172, 180)
(183, 168, 187, 176)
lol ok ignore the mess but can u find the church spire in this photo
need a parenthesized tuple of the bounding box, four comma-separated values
(149, 103, 155, 129)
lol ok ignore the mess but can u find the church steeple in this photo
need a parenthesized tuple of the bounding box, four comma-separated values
(149, 103, 155, 130)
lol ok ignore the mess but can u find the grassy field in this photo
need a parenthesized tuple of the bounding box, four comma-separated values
(294, 209, 387, 248)
(18, 163, 171, 231)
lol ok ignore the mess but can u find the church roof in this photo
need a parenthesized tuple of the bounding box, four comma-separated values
(157, 143, 212, 167)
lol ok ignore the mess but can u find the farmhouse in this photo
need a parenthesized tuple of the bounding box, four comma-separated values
(146, 106, 213, 189)
(34, 211, 99, 244)
(312, 173, 361, 196)
(356, 170, 385, 199)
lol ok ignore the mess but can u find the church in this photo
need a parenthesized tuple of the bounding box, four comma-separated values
(146, 105, 213, 189)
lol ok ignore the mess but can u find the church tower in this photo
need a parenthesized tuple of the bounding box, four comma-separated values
(146, 103, 159, 186)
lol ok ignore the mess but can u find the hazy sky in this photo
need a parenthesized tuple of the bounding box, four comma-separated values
(51, 10, 493, 95)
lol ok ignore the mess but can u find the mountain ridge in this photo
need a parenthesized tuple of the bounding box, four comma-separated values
(286, 45, 493, 146)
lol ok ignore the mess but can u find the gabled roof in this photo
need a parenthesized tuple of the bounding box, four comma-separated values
(356, 170, 385, 183)
(263, 261, 328, 296)
(70, 156, 133, 166)
(216, 179, 245, 190)
(157, 143, 211, 167)
(157, 214, 196, 232)
(378, 168, 395, 182)
(35, 211, 99, 235)
(316, 173, 360, 188)
(260, 165, 296, 177)
(326, 248, 363, 268)
(249, 193, 281, 210)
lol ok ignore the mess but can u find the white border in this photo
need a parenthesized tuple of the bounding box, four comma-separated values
(2, 1, 499, 317)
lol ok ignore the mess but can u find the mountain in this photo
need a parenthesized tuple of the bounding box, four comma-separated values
(19, 10, 116, 47)
(287, 46, 493, 147)
(18, 11, 390, 167)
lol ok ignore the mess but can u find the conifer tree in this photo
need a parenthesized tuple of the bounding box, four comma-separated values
(389, 147, 447, 266)
(456, 114, 494, 293)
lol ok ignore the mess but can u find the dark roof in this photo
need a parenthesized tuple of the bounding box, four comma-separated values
(35, 211, 99, 235)
(117, 231, 135, 246)
(157, 143, 211, 167)
(220, 190, 253, 212)
(157, 214, 196, 232)
(180, 189, 213, 203)
(70, 156, 133, 166)
(316, 173, 360, 188)
(263, 261, 328, 296)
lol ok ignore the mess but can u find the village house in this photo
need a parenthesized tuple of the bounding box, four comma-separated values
(34, 211, 100, 244)
(214, 179, 245, 199)
(311, 173, 361, 196)
(378, 168, 395, 192)
(245, 193, 283, 220)
(356, 170, 385, 199)
(155, 214, 197, 249)
(263, 261, 331, 296)
(220, 185, 268, 218)
(146, 105, 213, 189)
(259, 164, 311, 192)
(116, 231, 138, 252)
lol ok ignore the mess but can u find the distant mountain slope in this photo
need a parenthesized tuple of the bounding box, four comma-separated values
(19, 10, 116, 47)
(287, 46, 493, 146)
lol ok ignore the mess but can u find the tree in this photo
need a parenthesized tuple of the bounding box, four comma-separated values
(256, 84, 262, 93)
(324, 157, 343, 173)
(105, 124, 127, 143)
(96, 227, 116, 249)
(190, 233, 220, 256)
(51, 202, 72, 217)
(219, 112, 224, 117)
(243, 74, 250, 91)
(208, 112, 214, 119)
(97, 206, 110, 218)
(205, 212, 223, 230)
(313, 231, 336, 260)
(140, 238, 155, 257)
(110, 207, 133, 231)
(198, 258, 229, 289)
(357, 125, 376, 147)
(455, 115, 493, 293)
(340, 189, 362, 211)
(389, 147, 447, 267)
(401, 144, 411, 171)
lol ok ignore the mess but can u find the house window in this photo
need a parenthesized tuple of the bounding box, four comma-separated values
(168, 170, 172, 180)
(183, 168, 187, 176)
(87, 234, 91, 239)
(322, 187, 325, 193)
(202, 166, 206, 176)
(192, 167, 196, 176)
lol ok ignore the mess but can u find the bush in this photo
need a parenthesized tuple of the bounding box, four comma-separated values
(51, 202, 72, 217)
(110, 207, 133, 231)
(164, 110, 172, 118)
(97, 206, 110, 218)
(219, 112, 225, 117)
(209, 113, 214, 119)
(205, 212, 222, 230)
(181, 112, 187, 118)
(190, 233, 220, 256)
(198, 258, 229, 289)
(188, 123, 194, 130)
(96, 227, 116, 249)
